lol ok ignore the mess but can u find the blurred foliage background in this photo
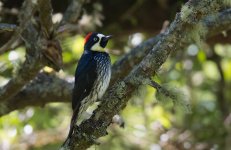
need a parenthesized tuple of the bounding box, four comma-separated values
(0, 0, 231, 150)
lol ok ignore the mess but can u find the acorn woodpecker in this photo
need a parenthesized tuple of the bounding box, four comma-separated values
(66, 32, 112, 140)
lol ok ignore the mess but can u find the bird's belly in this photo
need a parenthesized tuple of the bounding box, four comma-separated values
(98, 74, 110, 99)
(94, 63, 111, 100)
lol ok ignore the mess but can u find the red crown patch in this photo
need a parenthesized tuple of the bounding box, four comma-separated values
(84, 32, 93, 44)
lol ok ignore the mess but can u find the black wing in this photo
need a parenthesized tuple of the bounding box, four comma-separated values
(64, 53, 98, 141)
(72, 53, 97, 112)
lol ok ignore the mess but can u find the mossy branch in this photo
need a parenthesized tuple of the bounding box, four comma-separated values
(0, 0, 62, 103)
(149, 80, 191, 113)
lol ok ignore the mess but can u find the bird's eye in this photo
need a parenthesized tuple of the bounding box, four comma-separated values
(93, 37, 98, 41)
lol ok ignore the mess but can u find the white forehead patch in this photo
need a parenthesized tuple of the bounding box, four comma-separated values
(97, 33, 105, 38)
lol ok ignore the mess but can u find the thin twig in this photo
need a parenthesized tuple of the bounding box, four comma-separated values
(0, 23, 17, 32)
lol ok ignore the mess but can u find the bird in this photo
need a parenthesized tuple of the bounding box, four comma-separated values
(66, 32, 112, 142)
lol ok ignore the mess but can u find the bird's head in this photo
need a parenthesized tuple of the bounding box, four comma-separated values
(84, 32, 112, 51)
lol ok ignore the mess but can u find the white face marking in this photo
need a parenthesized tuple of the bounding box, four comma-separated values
(91, 33, 105, 51)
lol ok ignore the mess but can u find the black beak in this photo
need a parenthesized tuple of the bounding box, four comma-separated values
(100, 35, 112, 48)
(103, 35, 113, 41)
(106, 35, 113, 39)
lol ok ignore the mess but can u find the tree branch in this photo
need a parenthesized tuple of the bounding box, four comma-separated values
(57, 0, 86, 34)
(38, 0, 63, 70)
(0, 73, 72, 116)
(0, 23, 17, 33)
(0, 0, 35, 55)
(0, 0, 39, 102)
(0, 0, 62, 102)
(38, 0, 54, 39)
(111, 8, 231, 85)
(110, 34, 163, 85)
(61, 0, 86, 24)
(205, 8, 231, 37)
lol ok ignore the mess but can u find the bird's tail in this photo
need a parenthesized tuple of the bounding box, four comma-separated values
(62, 108, 79, 146)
